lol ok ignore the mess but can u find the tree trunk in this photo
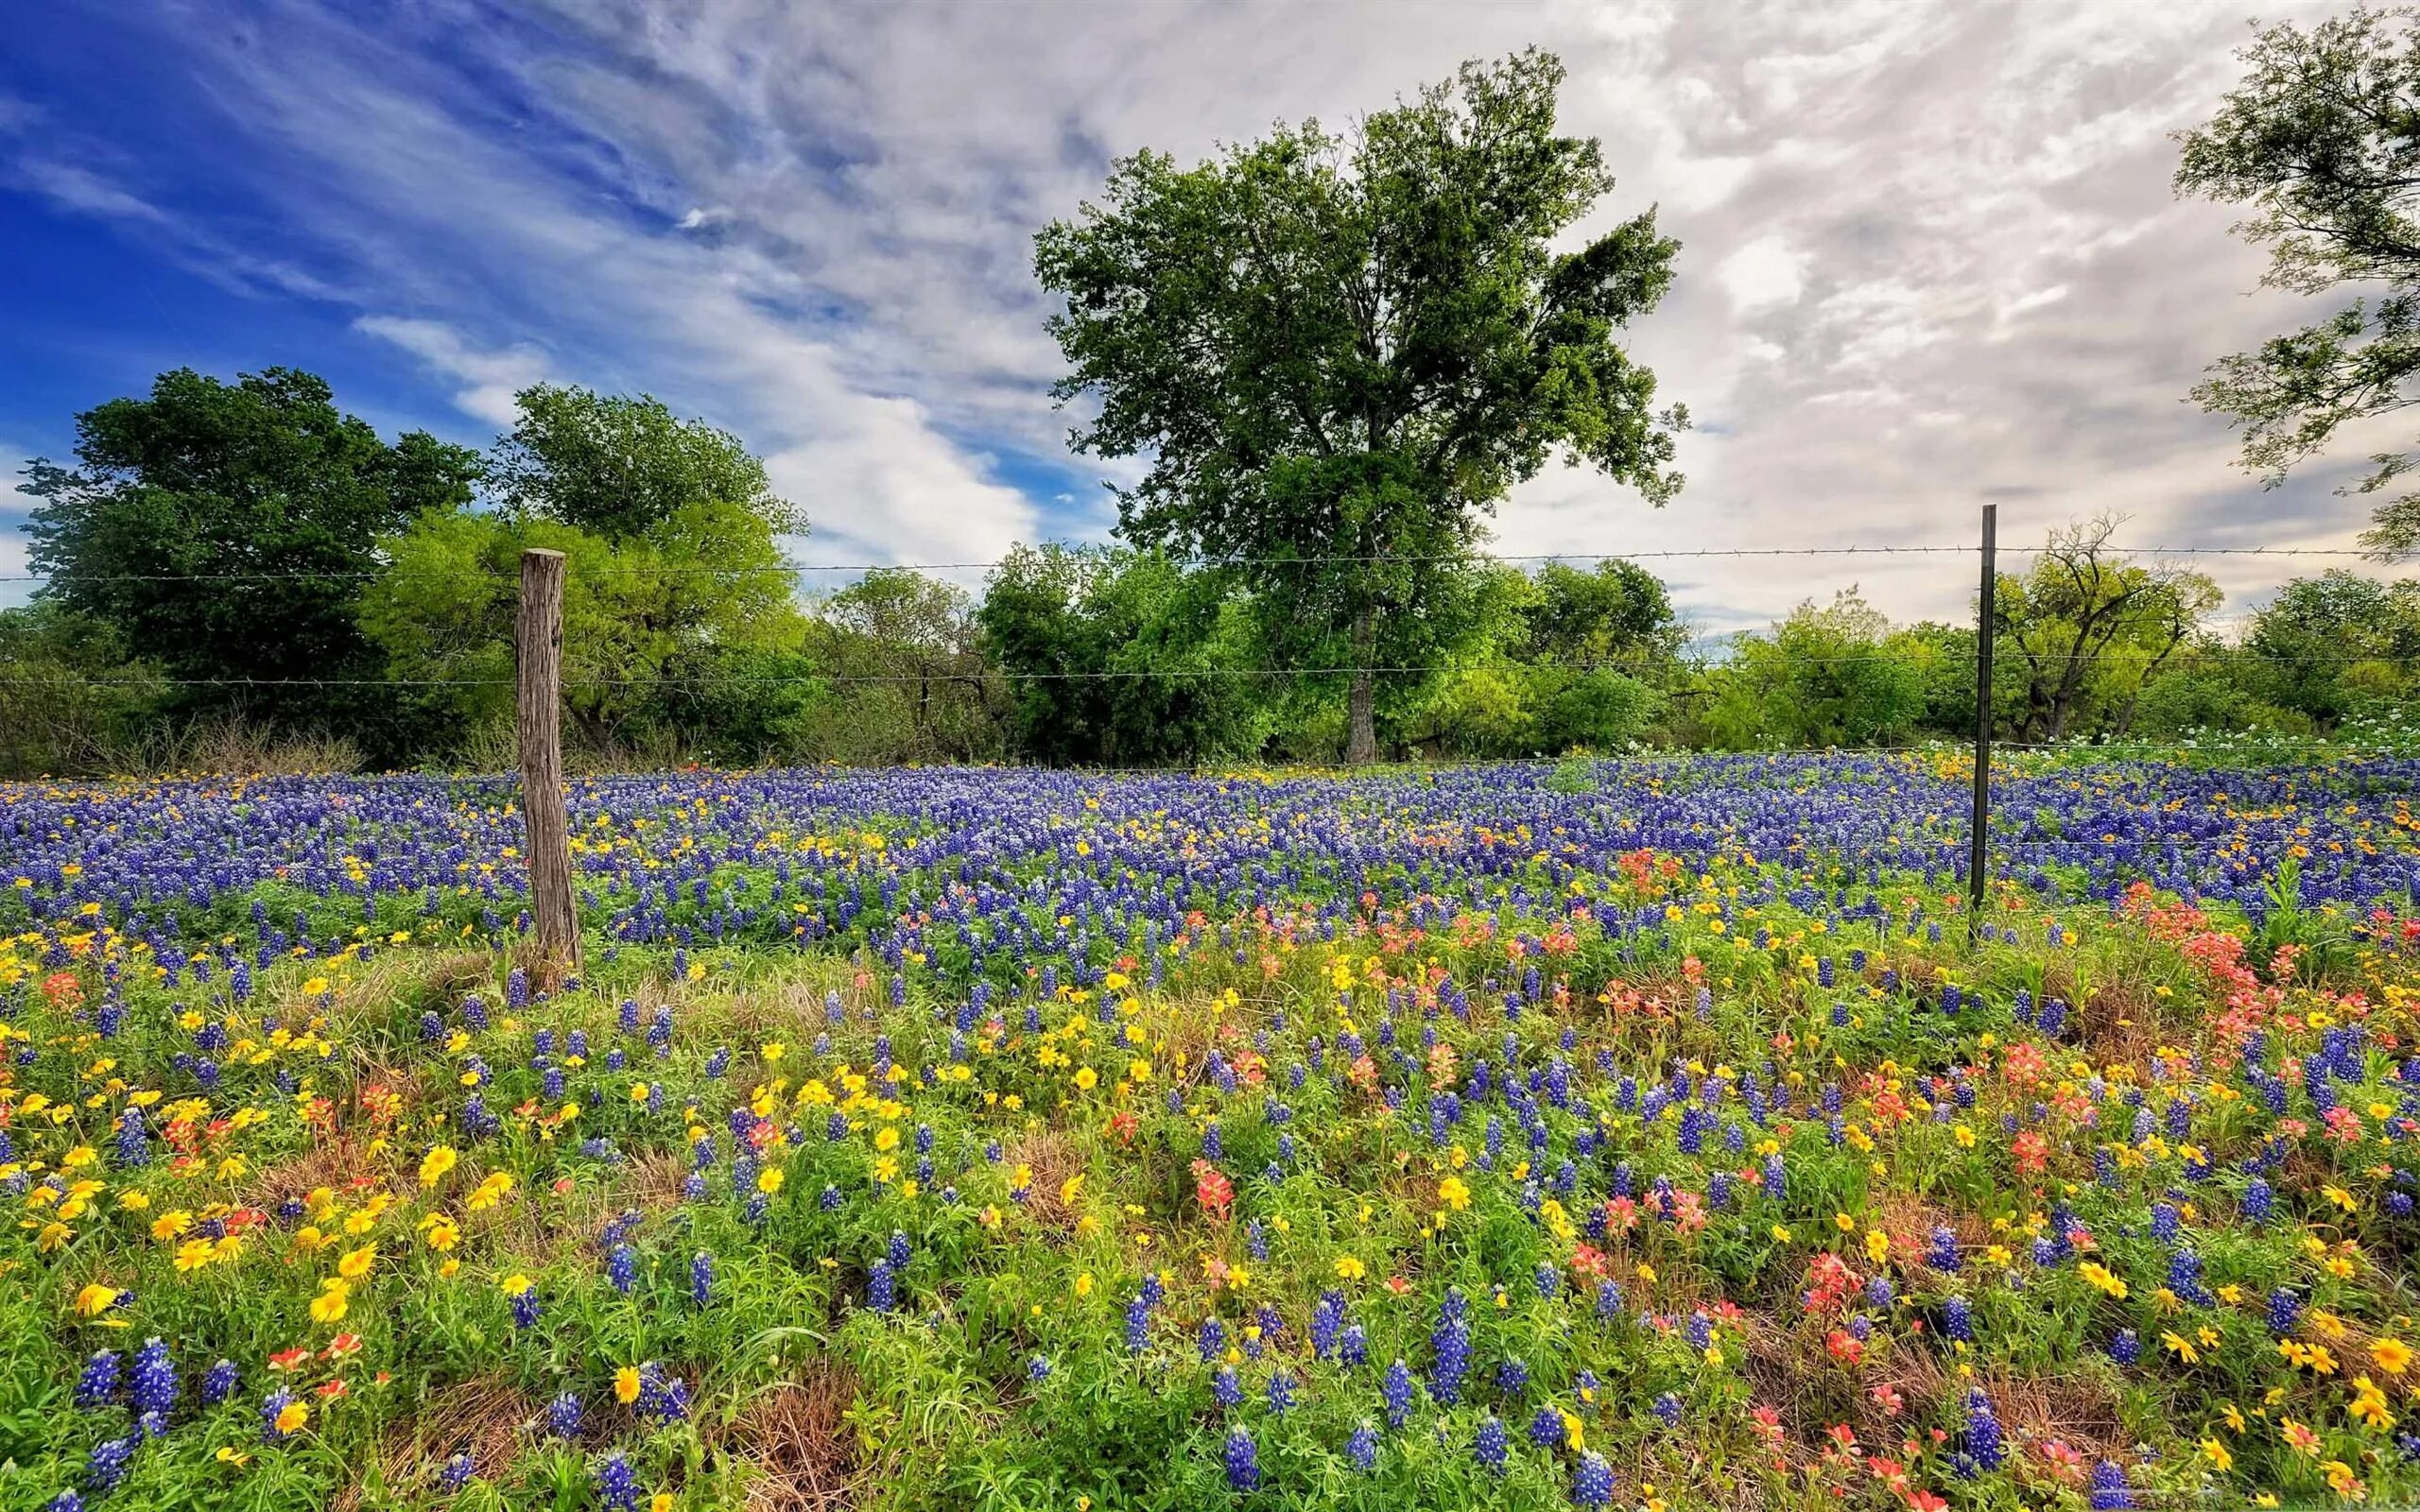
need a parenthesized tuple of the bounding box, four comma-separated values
(1343, 608, 1378, 765)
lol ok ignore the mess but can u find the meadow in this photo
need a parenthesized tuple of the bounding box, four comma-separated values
(3, 751, 2419, 1511)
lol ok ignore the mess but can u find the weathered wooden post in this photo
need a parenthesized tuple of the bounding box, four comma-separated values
(517, 547, 579, 969)
(1967, 505, 1996, 944)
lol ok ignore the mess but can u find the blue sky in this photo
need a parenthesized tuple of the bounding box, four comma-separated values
(0, 0, 2386, 630)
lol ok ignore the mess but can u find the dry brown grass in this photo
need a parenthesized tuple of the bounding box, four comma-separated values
(1007, 1126, 1087, 1232)
(719, 1364, 861, 1512)
(1981, 1365, 2127, 1460)
(246, 1130, 382, 1211)
(337, 1375, 540, 1509)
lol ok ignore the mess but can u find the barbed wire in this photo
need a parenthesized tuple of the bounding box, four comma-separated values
(0, 541, 2391, 587)
(9, 643, 2420, 692)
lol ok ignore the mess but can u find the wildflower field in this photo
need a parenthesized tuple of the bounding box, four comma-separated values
(5, 753, 2420, 1512)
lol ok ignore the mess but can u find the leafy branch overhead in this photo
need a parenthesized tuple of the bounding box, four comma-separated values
(2176, 6, 2420, 558)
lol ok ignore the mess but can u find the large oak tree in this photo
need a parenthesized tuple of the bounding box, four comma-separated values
(1035, 49, 1686, 762)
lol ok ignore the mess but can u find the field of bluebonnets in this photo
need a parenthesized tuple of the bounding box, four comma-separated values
(5, 750, 2420, 1512)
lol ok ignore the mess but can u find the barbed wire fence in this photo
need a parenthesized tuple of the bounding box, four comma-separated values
(3, 518, 2411, 942)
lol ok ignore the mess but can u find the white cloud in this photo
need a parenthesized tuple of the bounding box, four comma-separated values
(0, 445, 37, 610)
(1719, 236, 1807, 312)
(355, 317, 553, 428)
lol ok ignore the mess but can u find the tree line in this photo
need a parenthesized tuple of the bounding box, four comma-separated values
(0, 365, 2409, 776)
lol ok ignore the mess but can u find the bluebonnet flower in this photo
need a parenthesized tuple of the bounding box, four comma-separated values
(115, 1107, 149, 1168)
(1028, 1354, 1051, 1383)
(1529, 1403, 1564, 1448)
(2108, 1329, 2139, 1366)
(2150, 1202, 2181, 1246)
(1199, 1317, 1225, 1363)
(75, 1350, 121, 1409)
(636, 1364, 690, 1426)
(2243, 1177, 2273, 1224)
(1963, 1388, 2004, 1470)
(1926, 1226, 1960, 1273)
(1429, 1288, 1472, 1404)
(2088, 1460, 2132, 1510)
(2267, 1289, 2300, 1335)
(130, 1337, 175, 1418)
(593, 1452, 640, 1512)
(1943, 1297, 1973, 1343)
(200, 1360, 238, 1405)
(546, 1392, 583, 1438)
(1213, 1366, 1243, 1409)
(85, 1437, 135, 1492)
(1347, 1423, 1378, 1471)
(2166, 1249, 2214, 1307)
(1474, 1414, 1509, 1475)
(1223, 1426, 1260, 1491)
(1652, 1393, 1683, 1427)
(1125, 1293, 1150, 1352)
(868, 1261, 896, 1313)
(1496, 1357, 1530, 1397)
(1340, 1323, 1368, 1369)
(1383, 1359, 1417, 1429)
(1268, 1369, 1295, 1414)
(607, 1244, 636, 1294)
(439, 1451, 475, 1491)
(261, 1389, 299, 1444)
(1573, 1451, 1616, 1507)
(690, 1250, 715, 1306)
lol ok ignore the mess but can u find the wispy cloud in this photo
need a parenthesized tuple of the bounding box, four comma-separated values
(354, 318, 553, 430)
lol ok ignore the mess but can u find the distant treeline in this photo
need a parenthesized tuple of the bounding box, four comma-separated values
(1, 367, 2411, 776)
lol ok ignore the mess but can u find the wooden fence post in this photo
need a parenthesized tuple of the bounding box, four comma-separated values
(1967, 505, 1996, 944)
(517, 548, 579, 969)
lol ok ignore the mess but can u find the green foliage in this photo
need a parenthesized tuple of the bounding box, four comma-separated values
(19, 367, 480, 731)
(0, 602, 166, 774)
(804, 570, 1004, 765)
(1704, 589, 1926, 749)
(362, 499, 806, 764)
(2238, 568, 2420, 725)
(1992, 515, 2221, 743)
(488, 384, 800, 540)
(2176, 8, 2420, 557)
(978, 544, 1265, 766)
(1035, 49, 1685, 761)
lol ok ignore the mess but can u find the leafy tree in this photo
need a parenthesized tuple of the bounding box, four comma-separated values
(19, 367, 479, 729)
(1035, 48, 1686, 763)
(1705, 590, 1926, 750)
(2238, 568, 2420, 725)
(360, 386, 806, 762)
(806, 570, 1002, 765)
(0, 603, 166, 775)
(2176, 9, 2420, 557)
(361, 502, 806, 758)
(1993, 516, 2221, 742)
(489, 385, 801, 539)
(1517, 558, 1688, 670)
(978, 544, 1265, 765)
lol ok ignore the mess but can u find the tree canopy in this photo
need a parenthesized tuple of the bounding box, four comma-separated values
(2177, 8, 2420, 558)
(20, 367, 479, 737)
(1035, 48, 1686, 762)
(489, 384, 800, 540)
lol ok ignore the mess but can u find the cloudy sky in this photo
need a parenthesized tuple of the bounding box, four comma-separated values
(0, 0, 2384, 632)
